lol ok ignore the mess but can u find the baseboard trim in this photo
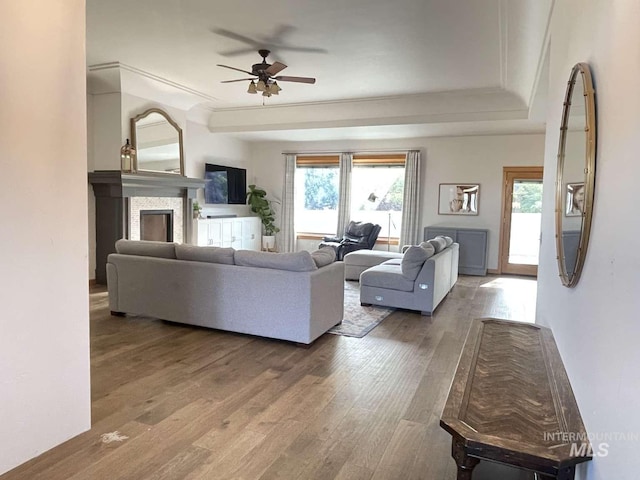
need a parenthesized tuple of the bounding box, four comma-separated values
(89, 279, 97, 287)
(487, 269, 500, 275)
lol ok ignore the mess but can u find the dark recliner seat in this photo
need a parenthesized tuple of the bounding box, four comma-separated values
(319, 221, 381, 261)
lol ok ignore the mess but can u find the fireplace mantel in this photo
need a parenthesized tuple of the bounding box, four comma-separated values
(89, 170, 205, 199)
(89, 170, 206, 284)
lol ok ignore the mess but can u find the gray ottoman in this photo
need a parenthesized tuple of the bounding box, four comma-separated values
(343, 250, 404, 280)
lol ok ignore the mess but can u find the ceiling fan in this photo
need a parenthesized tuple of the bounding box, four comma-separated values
(212, 26, 328, 57)
(217, 49, 316, 97)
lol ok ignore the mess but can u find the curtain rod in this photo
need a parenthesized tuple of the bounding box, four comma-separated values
(281, 148, 421, 155)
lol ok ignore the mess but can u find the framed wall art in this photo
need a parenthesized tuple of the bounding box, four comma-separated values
(438, 184, 479, 215)
(565, 182, 585, 217)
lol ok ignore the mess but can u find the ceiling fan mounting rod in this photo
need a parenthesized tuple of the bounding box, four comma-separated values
(258, 49, 270, 60)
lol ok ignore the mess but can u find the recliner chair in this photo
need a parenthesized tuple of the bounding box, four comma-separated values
(319, 221, 381, 261)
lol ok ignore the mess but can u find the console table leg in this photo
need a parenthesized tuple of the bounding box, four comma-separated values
(536, 465, 575, 480)
(451, 438, 479, 480)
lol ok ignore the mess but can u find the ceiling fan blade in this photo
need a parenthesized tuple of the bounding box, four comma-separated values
(220, 78, 255, 83)
(274, 76, 316, 84)
(217, 64, 255, 76)
(272, 45, 329, 54)
(218, 47, 260, 57)
(265, 62, 287, 76)
(211, 28, 260, 47)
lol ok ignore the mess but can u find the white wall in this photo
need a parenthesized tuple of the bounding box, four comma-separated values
(536, 1, 640, 479)
(249, 134, 545, 266)
(0, 1, 91, 474)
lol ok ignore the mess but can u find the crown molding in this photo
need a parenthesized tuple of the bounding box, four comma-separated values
(88, 62, 217, 103)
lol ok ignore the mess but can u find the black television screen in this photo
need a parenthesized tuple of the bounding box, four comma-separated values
(204, 164, 246, 204)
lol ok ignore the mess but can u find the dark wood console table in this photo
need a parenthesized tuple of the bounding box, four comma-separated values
(440, 319, 592, 479)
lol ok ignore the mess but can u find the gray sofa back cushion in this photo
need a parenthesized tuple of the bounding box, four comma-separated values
(235, 249, 318, 272)
(115, 239, 176, 259)
(401, 245, 429, 280)
(419, 241, 436, 258)
(311, 247, 336, 268)
(175, 244, 235, 265)
(427, 237, 447, 253)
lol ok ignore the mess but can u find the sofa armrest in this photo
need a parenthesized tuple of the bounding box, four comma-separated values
(323, 235, 341, 242)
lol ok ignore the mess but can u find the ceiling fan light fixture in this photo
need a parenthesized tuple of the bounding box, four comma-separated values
(256, 80, 266, 92)
(271, 81, 281, 93)
(247, 81, 257, 94)
(262, 90, 271, 97)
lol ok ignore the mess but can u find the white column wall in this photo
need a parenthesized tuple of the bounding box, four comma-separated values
(0, 0, 91, 474)
(536, 1, 640, 479)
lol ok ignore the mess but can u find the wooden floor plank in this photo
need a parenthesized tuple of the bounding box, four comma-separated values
(0, 275, 537, 480)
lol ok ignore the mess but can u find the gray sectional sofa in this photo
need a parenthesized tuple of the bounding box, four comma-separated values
(107, 240, 344, 344)
(360, 237, 459, 315)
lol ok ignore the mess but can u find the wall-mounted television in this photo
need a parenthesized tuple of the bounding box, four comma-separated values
(204, 163, 247, 205)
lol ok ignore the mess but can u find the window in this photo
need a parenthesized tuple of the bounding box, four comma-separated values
(294, 153, 406, 239)
(351, 166, 404, 239)
(295, 156, 339, 235)
(351, 155, 405, 239)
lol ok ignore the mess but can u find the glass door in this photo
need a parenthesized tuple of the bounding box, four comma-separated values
(500, 167, 544, 276)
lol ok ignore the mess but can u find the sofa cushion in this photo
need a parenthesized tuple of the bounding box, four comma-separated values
(175, 244, 235, 265)
(382, 258, 402, 266)
(115, 239, 176, 259)
(344, 250, 403, 267)
(360, 264, 415, 292)
(436, 235, 454, 247)
(401, 245, 429, 280)
(311, 247, 336, 268)
(419, 241, 436, 258)
(235, 250, 318, 272)
(426, 237, 447, 253)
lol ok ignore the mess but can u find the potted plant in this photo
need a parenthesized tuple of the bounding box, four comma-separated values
(246, 184, 280, 250)
(192, 200, 203, 219)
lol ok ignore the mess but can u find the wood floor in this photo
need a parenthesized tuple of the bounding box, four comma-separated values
(1, 275, 537, 480)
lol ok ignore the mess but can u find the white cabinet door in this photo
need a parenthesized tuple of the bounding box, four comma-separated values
(207, 220, 223, 246)
(220, 219, 235, 248)
(241, 217, 261, 250)
(230, 219, 243, 250)
(193, 217, 261, 250)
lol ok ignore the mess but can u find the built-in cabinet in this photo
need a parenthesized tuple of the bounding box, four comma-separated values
(424, 226, 489, 276)
(193, 217, 261, 250)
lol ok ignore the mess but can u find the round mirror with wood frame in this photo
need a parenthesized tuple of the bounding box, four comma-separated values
(555, 63, 596, 287)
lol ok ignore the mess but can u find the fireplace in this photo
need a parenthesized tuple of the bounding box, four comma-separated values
(89, 171, 206, 284)
(130, 197, 183, 243)
(140, 210, 174, 242)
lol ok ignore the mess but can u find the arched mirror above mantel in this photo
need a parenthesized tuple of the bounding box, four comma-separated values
(131, 108, 184, 175)
(555, 63, 597, 287)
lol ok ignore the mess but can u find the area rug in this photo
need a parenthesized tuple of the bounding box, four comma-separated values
(328, 281, 395, 338)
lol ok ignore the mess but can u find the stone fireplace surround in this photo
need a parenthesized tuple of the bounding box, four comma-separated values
(89, 171, 205, 284)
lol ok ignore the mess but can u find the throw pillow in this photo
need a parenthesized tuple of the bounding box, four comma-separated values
(310, 247, 336, 268)
(115, 239, 176, 259)
(401, 245, 428, 280)
(234, 250, 318, 272)
(419, 241, 436, 258)
(436, 235, 454, 247)
(175, 244, 235, 265)
(427, 237, 447, 253)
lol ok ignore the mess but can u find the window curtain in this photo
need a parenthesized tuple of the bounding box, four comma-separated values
(336, 152, 353, 235)
(400, 150, 422, 246)
(279, 154, 296, 252)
